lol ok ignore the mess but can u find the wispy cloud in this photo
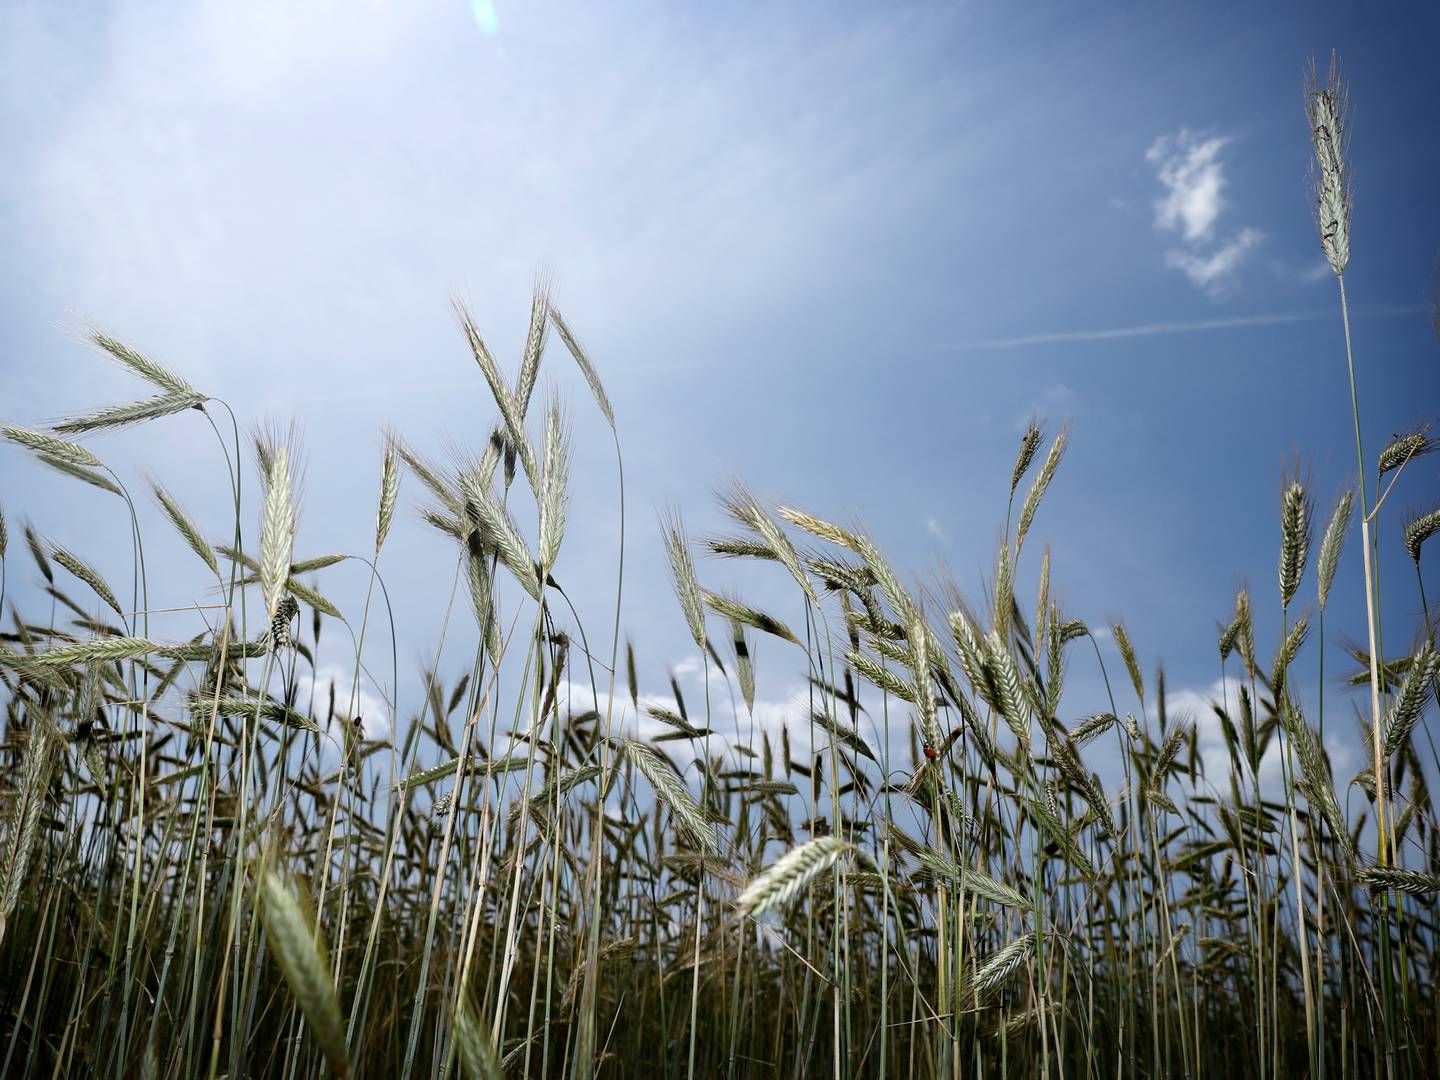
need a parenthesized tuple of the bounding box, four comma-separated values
(925, 517, 949, 544)
(946, 304, 1426, 351)
(1146, 129, 1261, 293)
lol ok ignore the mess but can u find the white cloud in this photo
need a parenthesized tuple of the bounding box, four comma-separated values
(299, 662, 391, 745)
(1164, 227, 1264, 292)
(925, 517, 949, 544)
(1169, 676, 1355, 800)
(1146, 129, 1260, 293)
(1146, 130, 1231, 242)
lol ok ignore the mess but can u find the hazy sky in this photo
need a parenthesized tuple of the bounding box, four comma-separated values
(2, 1, 1436, 779)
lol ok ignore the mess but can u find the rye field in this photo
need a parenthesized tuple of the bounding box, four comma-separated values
(1, 54, 1438, 1080)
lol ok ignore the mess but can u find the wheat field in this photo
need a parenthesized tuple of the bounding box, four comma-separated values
(1, 55, 1437, 1080)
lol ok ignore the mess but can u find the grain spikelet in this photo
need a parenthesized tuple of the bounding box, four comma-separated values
(151, 480, 219, 576)
(257, 869, 350, 1078)
(36, 454, 121, 495)
(1404, 505, 1439, 564)
(662, 512, 706, 650)
(15, 636, 161, 668)
(1111, 622, 1144, 704)
(986, 631, 1031, 749)
(259, 445, 296, 620)
(464, 480, 541, 602)
(537, 395, 572, 574)
(1377, 427, 1436, 478)
(723, 484, 816, 605)
(737, 836, 852, 915)
(514, 280, 550, 421)
(1317, 489, 1353, 609)
(1358, 866, 1440, 895)
(1010, 421, 1043, 495)
(1278, 480, 1311, 608)
(50, 544, 124, 617)
(455, 300, 539, 491)
(454, 994, 504, 1080)
(1383, 642, 1438, 757)
(972, 931, 1037, 996)
(625, 741, 719, 855)
(916, 851, 1031, 910)
(465, 534, 503, 659)
(375, 434, 400, 555)
(775, 505, 861, 549)
(1, 711, 59, 945)
(1305, 53, 1351, 275)
(2, 425, 104, 469)
(731, 620, 755, 714)
(89, 331, 199, 396)
(1015, 427, 1067, 549)
(548, 305, 615, 428)
(53, 392, 206, 434)
(847, 650, 916, 703)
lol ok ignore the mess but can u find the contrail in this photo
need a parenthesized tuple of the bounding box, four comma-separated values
(949, 304, 1427, 350)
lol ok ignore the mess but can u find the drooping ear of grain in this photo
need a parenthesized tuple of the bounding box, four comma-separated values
(624, 740, 718, 856)
(257, 869, 350, 1079)
(89, 330, 200, 396)
(1383, 642, 1439, 758)
(2, 425, 105, 469)
(152, 480, 220, 576)
(737, 836, 853, 916)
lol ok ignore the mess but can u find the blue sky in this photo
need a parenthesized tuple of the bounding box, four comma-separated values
(1, 1, 1436, 782)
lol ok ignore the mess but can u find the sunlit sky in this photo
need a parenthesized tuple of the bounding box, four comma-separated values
(2, 1, 1436, 778)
